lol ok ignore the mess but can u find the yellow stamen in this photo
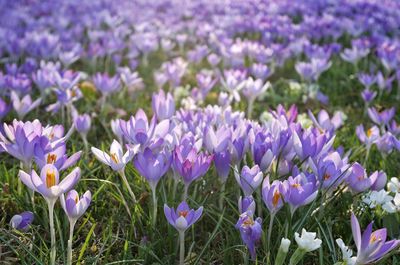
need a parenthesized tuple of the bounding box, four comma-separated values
(75, 196, 79, 204)
(292, 183, 301, 188)
(46, 170, 56, 188)
(323, 174, 331, 180)
(111, 153, 119, 164)
(272, 190, 281, 208)
(358, 175, 365, 181)
(367, 128, 373, 138)
(47, 154, 57, 164)
(242, 217, 255, 227)
(370, 234, 381, 244)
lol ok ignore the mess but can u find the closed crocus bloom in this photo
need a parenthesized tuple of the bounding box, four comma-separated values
(204, 125, 231, 153)
(172, 145, 213, 187)
(134, 147, 171, 191)
(235, 165, 263, 196)
(10, 91, 41, 120)
(238, 196, 256, 215)
(376, 132, 396, 154)
(10, 211, 34, 231)
(74, 113, 91, 135)
(295, 229, 322, 252)
(152, 90, 175, 121)
(356, 125, 379, 147)
(262, 178, 285, 215)
(242, 77, 269, 101)
(235, 211, 262, 260)
(370, 171, 387, 191)
(351, 213, 400, 264)
(121, 109, 169, 147)
(367, 107, 395, 126)
(164, 201, 203, 232)
(251, 131, 276, 171)
(91, 140, 135, 172)
(60, 190, 91, 221)
(0, 97, 11, 120)
(361, 89, 377, 104)
(275, 238, 291, 265)
(347, 163, 376, 193)
(92, 73, 121, 95)
(19, 164, 80, 200)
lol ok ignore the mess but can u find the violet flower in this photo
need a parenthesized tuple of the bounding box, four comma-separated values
(152, 90, 175, 121)
(234, 165, 263, 196)
(92, 73, 121, 96)
(361, 89, 377, 104)
(235, 211, 262, 260)
(347, 163, 377, 193)
(172, 145, 213, 200)
(60, 190, 91, 265)
(367, 107, 395, 126)
(10, 211, 34, 231)
(238, 196, 256, 215)
(164, 201, 203, 265)
(134, 147, 171, 226)
(73, 113, 91, 150)
(10, 91, 41, 120)
(351, 213, 400, 264)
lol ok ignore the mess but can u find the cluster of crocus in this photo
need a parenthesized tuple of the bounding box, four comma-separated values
(0, 119, 90, 265)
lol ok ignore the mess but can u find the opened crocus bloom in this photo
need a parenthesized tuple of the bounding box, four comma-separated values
(60, 190, 91, 221)
(351, 213, 400, 264)
(164, 201, 203, 232)
(19, 164, 80, 200)
(91, 139, 136, 172)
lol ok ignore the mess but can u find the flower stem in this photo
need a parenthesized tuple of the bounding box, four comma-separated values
(289, 248, 306, 265)
(179, 231, 185, 265)
(183, 184, 188, 202)
(247, 99, 254, 119)
(151, 187, 158, 228)
(267, 214, 275, 253)
(219, 181, 226, 210)
(119, 170, 137, 204)
(48, 199, 56, 265)
(82, 134, 88, 154)
(67, 219, 76, 265)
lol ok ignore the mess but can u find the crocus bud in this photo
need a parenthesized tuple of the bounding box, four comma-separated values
(275, 238, 291, 265)
(289, 229, 322, 265)
(74, 113, 91, 135)
(10, 211, 34, 231)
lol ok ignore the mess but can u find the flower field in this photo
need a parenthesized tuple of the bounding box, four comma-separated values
(1, 1, 400, 264)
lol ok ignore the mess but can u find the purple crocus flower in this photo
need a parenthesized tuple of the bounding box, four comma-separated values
(358, 73, 376, 89)
(367, 107, 395, 126)
(164, 201, 203, 232)
(172, 145, 213, 191)
(376, 132, 396, 155)
(0, 97, 10, 120)
(60, 190, 91, 221)
(351, 213, 400, 264)
(152, 90, 175, 121)
(283, 173, 318, 216)
(361, 89, 377, 104)
(251, 131, 276, 171)
(347, 163, 377, 193)
(238, 196, 256, 215)
(134, 147, 171, 191)
(91, 140, 135, 172)
(34, 142, 81, 171)
(92, 73, 121, 96)
(235, 165, 263, 196)
(19, 164, 81, 200)
(10, 211, 34, 231)
(204, 125, 231, 153)
(356, 125, 380, 148)
(73, 113, 91, 136)
(340, 47, 369, 64)
(121, 109, 169, 148)
(10, 91, 41, 120)
(0, 119, 44, 167)
(370, 171, 387, 191)
(262, 178, 286, 215)
(235, 211, 263, 260)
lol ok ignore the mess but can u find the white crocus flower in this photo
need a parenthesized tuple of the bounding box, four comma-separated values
(336, 238, 356, 265)
(363, 190, 394, 212)
(91, 139, 137, 172)
(387, 177, 400, 193)
(294, 228, 322, 252)
(280, 238, 291, 253)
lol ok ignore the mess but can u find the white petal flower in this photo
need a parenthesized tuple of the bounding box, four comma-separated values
(280, 238, 291, 253)
(336, 238, 356, 265)
(294, 228, 322, 252)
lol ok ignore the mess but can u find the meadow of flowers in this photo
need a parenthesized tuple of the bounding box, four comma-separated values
(1, 0, 400, 264)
